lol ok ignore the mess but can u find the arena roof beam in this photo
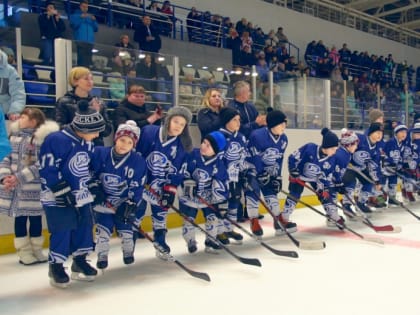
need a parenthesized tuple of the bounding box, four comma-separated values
(399, 19, 420, 30)
(375, 3, 420, 17)
(346, 0, 397, 11)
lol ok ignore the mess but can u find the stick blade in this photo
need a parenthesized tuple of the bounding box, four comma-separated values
(298, 241, 326, 250)
(239, 257, 262, 267)
(363, 237, 385, 245)
(174, 260, 211, 282)
(373, 225, 402, 233)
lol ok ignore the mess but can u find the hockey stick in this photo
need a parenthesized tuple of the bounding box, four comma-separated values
(393, 169, 420, 190)
(348, 165, 420, 221)
(196, 196, 299, 258)
(297, 181, 400, 233)
(279, 189, 384, 245)
(100, 200, 211, 282)
(343, 193, 401, 233)
(245, 185, 326, 250)
(146, 187, 262, 267)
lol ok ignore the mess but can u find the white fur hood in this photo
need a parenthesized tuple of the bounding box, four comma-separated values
(9, 120, 60, 145)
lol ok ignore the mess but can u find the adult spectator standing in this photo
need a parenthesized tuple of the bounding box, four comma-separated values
(338, 43, 351, 64)
(0, 49, 25, 121)
(55, 66, 112, 146)
(226, 28, 242, 67)
(186, 7, 201, 42)
(112, 85, 163, 130)
(70, 0, 98, 68)
(228, 80, 266, 138)
(38, 1, 65, 66)
(197, 88, 224, 139)
(134, 15, 162, 53)
(112, 34, 136, 75)
(275, 27, 288, 44)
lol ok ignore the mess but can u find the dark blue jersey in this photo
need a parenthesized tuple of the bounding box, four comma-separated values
(351, 133, 382, 182)
(39, 127, 95, 207)
(331, 146, 352, 184)
(248, 127, 287, 177)
(91, 146, 147, 208)
(288, 143, 335, 189)
(136, 125, 187, 205)
(219, 128, 250, 182)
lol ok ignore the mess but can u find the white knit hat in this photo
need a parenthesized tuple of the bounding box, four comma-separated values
(340, 128, 359, 146)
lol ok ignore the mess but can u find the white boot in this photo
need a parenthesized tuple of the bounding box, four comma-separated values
(30, 236, 48, 263)
(14, 237, 38, 265)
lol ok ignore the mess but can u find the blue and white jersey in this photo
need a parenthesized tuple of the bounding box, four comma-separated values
(136, 125, 187, 205)
(91, 147, 147, 211)
(220, 128, 249, 182)
(383, 136, 407, 168)
(331, 146, 352, 184)
(247, 127, 288, 177)
(351, 133, 381, 182)
(39, 127, 95, 207)
(403, 131, 420, 170)
(179, 148, 228, 208)
(288, 143, 335, 189)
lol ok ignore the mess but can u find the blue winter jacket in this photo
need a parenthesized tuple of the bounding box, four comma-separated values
(0, 51, 25, 115)
(70, 10, 98, 43)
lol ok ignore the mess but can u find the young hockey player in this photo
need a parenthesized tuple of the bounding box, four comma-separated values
(244, 110, 288, 237)
(330, 129, 360, 222)
(0, 108, 59, 265)
(91, 120, 147, 269)
(39, 100, 105, 288)
(401, 122, 420, 202)
(179, 131, 228, 254)
(136, 106, 192, 260)
(342, 122, 384, 215)
(382, 123, 408, 205)
(283, 128, 340, 230)
(217, 106, 249, 243)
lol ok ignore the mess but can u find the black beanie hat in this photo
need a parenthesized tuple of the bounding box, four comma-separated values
(204, 131, 227, 154)
(368, 122, 384, 136)
(321, 127, 339, 148)
(71, 100, 105, 134)
(267, 110, 287, 129)
(219, 107, 239, 127)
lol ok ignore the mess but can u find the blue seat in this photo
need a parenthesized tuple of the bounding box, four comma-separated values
(25, 82, 55, 105)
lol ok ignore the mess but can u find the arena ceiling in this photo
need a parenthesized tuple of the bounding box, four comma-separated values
(330, 0, 420, 32)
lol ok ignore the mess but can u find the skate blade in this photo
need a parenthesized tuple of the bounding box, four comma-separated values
(50, 279, 70, 289)
(155, 250, 171, 261)
(70, 272, 96, 282)
(274, 229, 286, 236)
(204, 247, 221, 254)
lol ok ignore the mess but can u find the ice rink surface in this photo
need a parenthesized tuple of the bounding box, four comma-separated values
(1, 203, 420, 315)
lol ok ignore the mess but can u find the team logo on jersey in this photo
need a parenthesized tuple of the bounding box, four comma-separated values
(101, 173, 128, 195)
(146, 151, 176, 177)
(262, 148, 281, 165)
(68, 152, 90, 177)
(353, 151, 370, 166)
(225, 142, 243, 160)
(322, 161, 332, 170)
(303, 163, 321, 178)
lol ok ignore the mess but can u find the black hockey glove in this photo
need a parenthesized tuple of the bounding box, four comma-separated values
(161, 185, 177, 209)
(271, 176, 282, 194)
(116, 199, 137, 224)
(242, 168, 256, 188)
(257, 171, 271, 187)
(229, 182, 242, 202)
(88, 179, 106, 205)
(334, 183, 346, 195)
(51, 181, 76, 208)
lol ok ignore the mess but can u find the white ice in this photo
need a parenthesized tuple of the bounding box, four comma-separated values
(1, 204, 420, 315)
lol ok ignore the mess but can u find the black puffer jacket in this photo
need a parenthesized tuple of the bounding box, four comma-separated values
(112, 98, 160, 130)
(55, 90, 113, 146)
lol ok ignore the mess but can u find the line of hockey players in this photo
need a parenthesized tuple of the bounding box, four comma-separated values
(38, 101, 420, 288)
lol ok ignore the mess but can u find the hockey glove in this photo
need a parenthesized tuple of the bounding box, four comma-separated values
(271, 176, 282, 194)
(242, 168, 256, 188)
(88, 179, 106, 205)
(51, 181, 76, 208)
(334, 183, 346, 195)
(161, 185, 177, 209)
(229, 181, 242, 202)
(116, 199, 137, 224)
(317, 189, 331, 204)
(257, 171, 271, 187)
